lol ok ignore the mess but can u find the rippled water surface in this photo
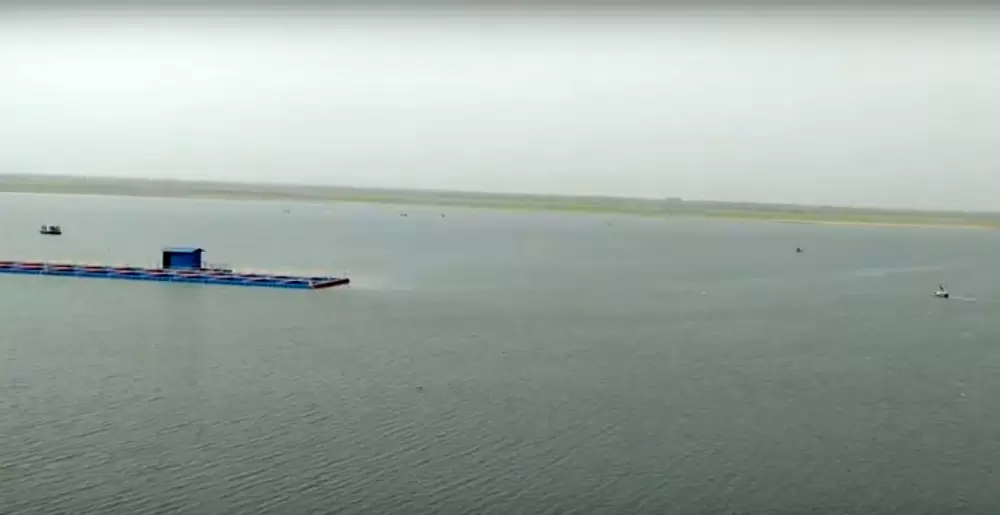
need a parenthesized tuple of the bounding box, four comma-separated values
(2, 193, 1000, 514)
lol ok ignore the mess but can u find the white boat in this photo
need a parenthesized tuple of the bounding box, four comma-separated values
(935, 284, 949, 299)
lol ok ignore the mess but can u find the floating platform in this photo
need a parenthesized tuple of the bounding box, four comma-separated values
(0, 261, 350, 289)
(0, 247, 349, 290)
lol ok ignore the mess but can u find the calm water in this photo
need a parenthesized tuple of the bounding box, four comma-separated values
(1, 192, 999, 514)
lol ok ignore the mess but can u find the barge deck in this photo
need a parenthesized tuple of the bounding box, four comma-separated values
(0, 261, 349, 289)
(0, 247, 349, 290)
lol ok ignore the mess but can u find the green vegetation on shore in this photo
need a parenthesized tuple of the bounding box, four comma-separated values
(1, 174, 998, 229)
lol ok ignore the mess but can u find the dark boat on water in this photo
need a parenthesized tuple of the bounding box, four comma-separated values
(39, 225, 62, 235)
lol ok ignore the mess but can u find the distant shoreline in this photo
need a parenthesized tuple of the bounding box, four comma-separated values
(1, 174, 998, 230)
(710, 215, 997, 231)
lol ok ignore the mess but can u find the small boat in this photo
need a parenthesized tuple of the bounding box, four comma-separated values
(39, 225, 62, 235)
(935, 284, 949, 299)
(796, 247, 803, 253)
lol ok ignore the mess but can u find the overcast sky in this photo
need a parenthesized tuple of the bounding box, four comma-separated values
(1, 8, 998, 210)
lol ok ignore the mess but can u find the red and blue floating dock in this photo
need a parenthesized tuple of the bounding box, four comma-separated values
(0, 247, 350, 290)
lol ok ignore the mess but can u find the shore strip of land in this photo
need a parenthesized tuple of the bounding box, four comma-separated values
(1, 174, 998, 230)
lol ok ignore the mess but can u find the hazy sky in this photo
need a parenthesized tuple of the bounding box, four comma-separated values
(1, 8, 998, 210)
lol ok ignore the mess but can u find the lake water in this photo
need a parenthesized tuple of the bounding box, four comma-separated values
(1, 192, 999, 514)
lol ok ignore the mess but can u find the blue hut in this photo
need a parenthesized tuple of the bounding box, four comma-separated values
(161, 247, 205, 270)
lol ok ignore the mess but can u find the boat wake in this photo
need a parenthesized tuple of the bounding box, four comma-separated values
(334, 274, 417, 292)
(850, 265, 945, 278)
